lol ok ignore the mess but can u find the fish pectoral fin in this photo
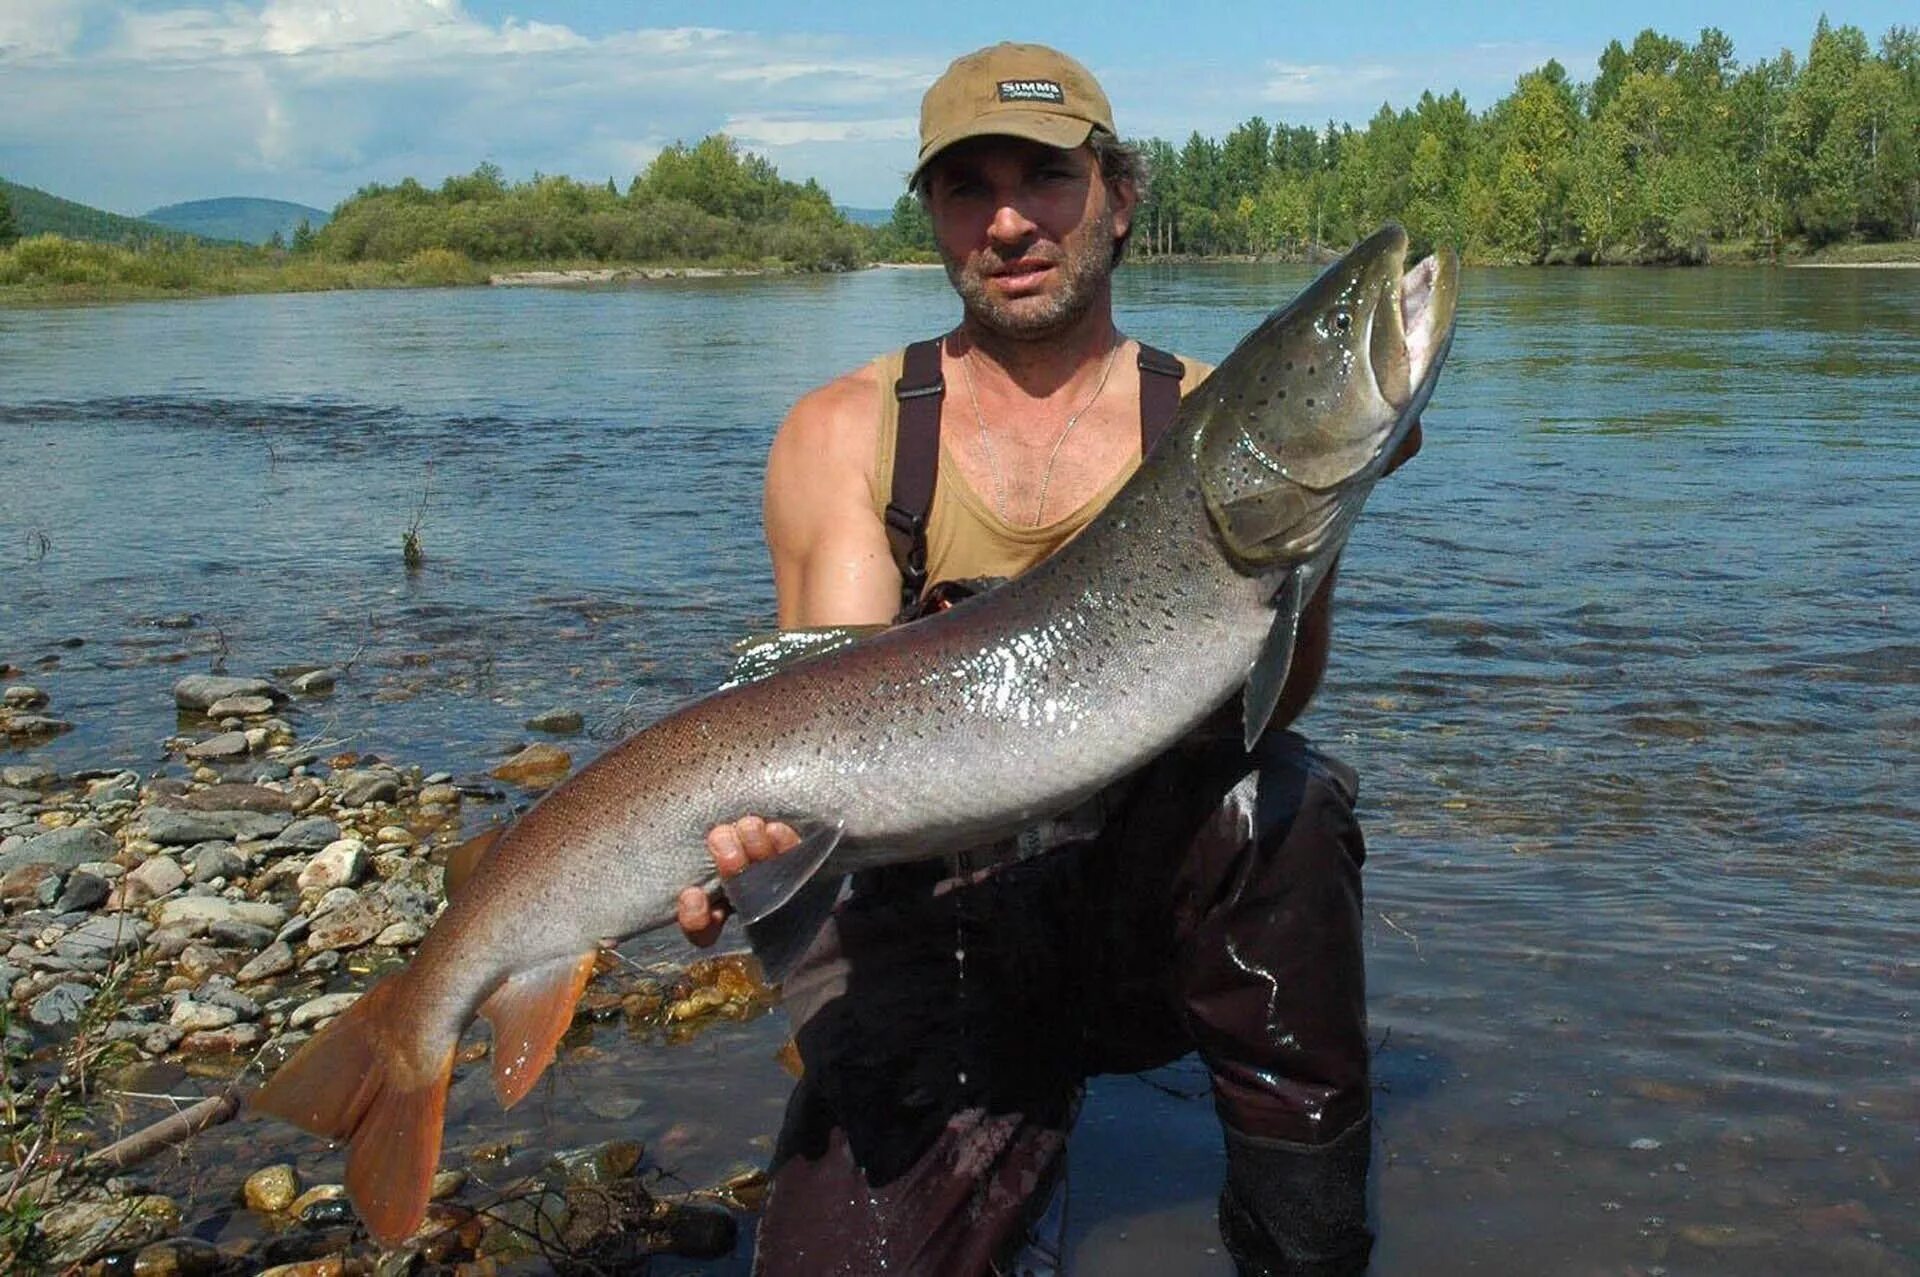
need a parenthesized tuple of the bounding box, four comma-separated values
(723, 820, 845, 925)
(746, 870, 847, 987)
(1244, 572, 1305, 751)
(477, 950, 599, 1109)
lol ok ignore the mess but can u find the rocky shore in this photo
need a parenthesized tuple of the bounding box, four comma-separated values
(0, 672, 779, 1274)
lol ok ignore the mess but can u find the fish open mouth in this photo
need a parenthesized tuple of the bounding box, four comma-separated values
(1378, 245, 1458, 417)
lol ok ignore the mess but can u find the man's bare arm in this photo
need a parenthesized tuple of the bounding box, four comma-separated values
(679, 369, 899, 945)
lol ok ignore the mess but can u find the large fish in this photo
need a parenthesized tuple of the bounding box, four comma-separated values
(252, 223, 1458, 1245)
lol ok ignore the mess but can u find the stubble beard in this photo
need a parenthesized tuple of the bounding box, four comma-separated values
(944, 206, 1116, 344)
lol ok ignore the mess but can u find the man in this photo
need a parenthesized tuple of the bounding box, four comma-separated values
(677, 43, 1407, 1275)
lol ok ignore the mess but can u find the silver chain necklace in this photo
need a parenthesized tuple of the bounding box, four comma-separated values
(960, 339, 1124, 527)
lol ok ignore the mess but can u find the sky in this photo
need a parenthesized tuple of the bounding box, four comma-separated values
(2, 1, 1912, 217)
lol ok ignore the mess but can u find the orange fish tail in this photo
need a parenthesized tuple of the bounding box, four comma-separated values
(250, 976, 454, 1247)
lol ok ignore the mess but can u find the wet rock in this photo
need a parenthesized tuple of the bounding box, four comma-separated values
(29, 980, 95, 1025)
(2, 712, 72, 739)
(289, 991, 360, 1030)
(299, 950, 340, 975)
(142, 807, 290, 846)
(186, 732, 252, 762)
(130, 1235, 230, 1276)
(255, 1259, 347, 1277)
(174, 783, 291, 815)
(43, 1194, 181, 1265)
(297, 839, 368, 891)
(270, 816, 340, 853)
(0, 824, 113, 875)
(153, 897, 287, 934)
(194, 981, 261, 1018)
(55, 913, 152, 960)
(204, 694, 275, 718)
(236, 937, 295, 983)
(2, 685, 49, 709)
(490, 744, 571, 788)
(245, 1163, 301, 1213)
(173, 675, 279, 712)
(54, 869, 110, 913)
(189, 843, 246, 884)
(208, 917, 276, 950)
(417, 783, 461, 807)
(307, 898, 387, 952)
(374, 920, 426, 948)
(525, 707, 584, 734)
(551, 1139, 645, 1186)
(337, 769, 401, 807)
(170, 1000, 239, 1032)
(141, 1024, 185, 1054)
(284, 778, 324, 812)
(372, 825, 415, 848)
(290, 668, 338, 695)
(120, 855, 188, 906)
(478, 1190, 572, 1258)
(180, 1022, 265, 1054)
(2, 761, 58, 788)
(286, 1184, 347, 1218)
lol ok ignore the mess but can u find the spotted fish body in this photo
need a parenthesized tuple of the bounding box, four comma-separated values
(252, 223, 1459, 1246)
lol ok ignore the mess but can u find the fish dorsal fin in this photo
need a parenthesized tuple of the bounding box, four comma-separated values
(1244, 571, 1305, 750)
(477, 950, 599, 1109)
(443, 825, 504, 901)
(746, 871, 847, 986)
(724, 820, 844, 924)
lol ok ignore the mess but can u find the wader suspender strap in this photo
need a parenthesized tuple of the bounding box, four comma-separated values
(886, 339, 1186, 610)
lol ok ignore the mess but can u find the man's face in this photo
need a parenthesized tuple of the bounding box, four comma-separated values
(923, 136, 1134, 341)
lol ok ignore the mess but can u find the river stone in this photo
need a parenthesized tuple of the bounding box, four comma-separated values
(53, 913, 152, 960)
(186, 731, 251, 761)
(0, 825, 113, 876)
(43, 1194, 181, 1266)
(170, 1000, 239, 1032)
(1, 762, 56, 788)
(291, 669, 338, 695)
(205, 693, 275, 718)
(189, 843, 246, 883)
(177, 944, 230, 982)
(337, 769, 401, 807)
(2, 685, 49, 709)
(237, 940, 295, 983)
(271, 815, 340, 853)
(307, 899, 386, 952)
(130, 1236, 227, 1277)
(53, 870, 110, 913)
(246, 1163, 302, 1213)
(2, 713, 71, 739)
(289, 991, 360, 1029)
(121, 855, 187, 905)
(181, 1023, 264, 1054)
(417, 782, 461, 807)
(525, 707, 585, 734)
(298, 839, 368, 891)
(208, 917, 276, 950)
(194, 981, 261, 1018)
(310, 885, 360, 917)
(153, 896, 287, 934)
(29, 981, 95, 1026)
(178, 783, 292, 814)
(173, 675, 279, 712)
(491, 743, 572, 788)
(374, 920, 427, 948)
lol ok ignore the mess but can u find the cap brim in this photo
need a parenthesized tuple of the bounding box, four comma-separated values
(912, 111, 1097, 183)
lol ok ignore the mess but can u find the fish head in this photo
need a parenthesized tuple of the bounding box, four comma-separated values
(1193, 222, 1458, 569)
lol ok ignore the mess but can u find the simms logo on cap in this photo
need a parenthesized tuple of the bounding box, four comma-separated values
(997, 79, 1065, 104)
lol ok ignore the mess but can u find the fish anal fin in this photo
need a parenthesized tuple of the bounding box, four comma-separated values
(724, 821, 844, 924)
(443, 825, 504, 901)
(478, 951, 598, 1109)
(250, 977, 453, 1248)
(1245, 572, 1305, 751)
(746, 870, 846, 986)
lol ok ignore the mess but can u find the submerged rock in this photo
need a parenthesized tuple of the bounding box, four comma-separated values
(173, 675, 279, 712)
(244, 1163, 301, 1214)
(490, 743, 572, 788)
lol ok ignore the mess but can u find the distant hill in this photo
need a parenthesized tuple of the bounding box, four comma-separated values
(143, 197, 331, 245)
(837, 206, 895, 227)
(1, 178, 199, 245)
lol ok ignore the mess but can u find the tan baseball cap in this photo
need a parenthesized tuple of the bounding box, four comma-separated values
(913, 43, 1115, 182)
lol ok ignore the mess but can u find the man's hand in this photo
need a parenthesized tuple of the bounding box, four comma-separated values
(676, 816, 803, 945)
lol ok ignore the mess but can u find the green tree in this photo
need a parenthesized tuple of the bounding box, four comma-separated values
(1487, 62, 1582, 261)
(0, 185, 17, 248)
(291, 219, 314, 253)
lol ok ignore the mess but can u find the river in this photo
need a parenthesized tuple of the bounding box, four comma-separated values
(1, 263, 1916, 1273)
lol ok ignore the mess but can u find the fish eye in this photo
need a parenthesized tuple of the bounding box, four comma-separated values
(1332, 310, 1352, 333)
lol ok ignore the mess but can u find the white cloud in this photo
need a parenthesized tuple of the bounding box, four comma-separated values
(1260, 61, 1400, 106)
(724, 116, 917, 148)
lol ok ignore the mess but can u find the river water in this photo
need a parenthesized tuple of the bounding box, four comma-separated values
(1, 264, 1916, 1273)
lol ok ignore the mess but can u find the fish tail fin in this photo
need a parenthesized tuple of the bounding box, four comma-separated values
(478, 950, 599, 1108)
(250, 976, 454, 1247)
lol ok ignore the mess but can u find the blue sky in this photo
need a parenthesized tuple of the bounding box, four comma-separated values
(3, 2, 1912, 216)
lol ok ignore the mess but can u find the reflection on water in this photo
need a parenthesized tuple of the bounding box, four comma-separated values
(1, 264, 1916, 1273)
